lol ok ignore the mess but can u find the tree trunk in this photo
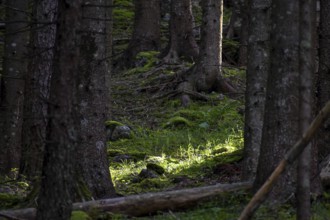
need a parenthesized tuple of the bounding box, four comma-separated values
(36, 0, 82, 219)
(185, 0, 234, 95)
(0, 182, 251, 219)
(317, 0, 330, 163)
(0, 0, 29, 175)
(162, 0, 199, 63)
(238, 0, 248, 66)
(19, 0, 57, 180)
(297, 0, 316, 218)
(242, 0, 271, 181)
(76, 0, 117, 199)
(253, 0, 300, 202)
(121, 0, 161, 68)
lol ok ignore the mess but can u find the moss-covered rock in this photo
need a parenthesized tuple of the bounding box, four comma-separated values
(71, 211, 91, 220)
(163, 116, 193, 128)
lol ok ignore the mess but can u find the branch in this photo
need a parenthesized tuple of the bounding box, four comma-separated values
(238, 101, 330, 220)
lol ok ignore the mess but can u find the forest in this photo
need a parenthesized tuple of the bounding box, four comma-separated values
(0, 0, 330, 219)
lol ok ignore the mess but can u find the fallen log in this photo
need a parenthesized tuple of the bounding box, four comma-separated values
(0, 182, 251, 220)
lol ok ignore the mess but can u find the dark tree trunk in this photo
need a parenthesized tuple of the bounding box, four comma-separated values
(317, 0, 330, 163)
(76, 0, 116, 199)
(242, 0, 271, 181)
(0, 0, 29, 175)
(19, 0, 57, 180)
(36, 0, 82, 219)
(185, 0, 234, 95)
(238, 0, 248, 66)
(297, 1, 316, 218)
(121, 0, 161, 68)
(162, 0, 199, 63)
(253, 0, 300, 202)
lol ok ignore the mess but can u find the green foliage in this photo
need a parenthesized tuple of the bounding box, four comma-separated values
(223, 38, 240, 62)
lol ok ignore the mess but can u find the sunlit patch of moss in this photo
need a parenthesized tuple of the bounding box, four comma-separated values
(105, 120, 124, 129)
(71, 211, 91, 220)
(163, 116, 194, 128)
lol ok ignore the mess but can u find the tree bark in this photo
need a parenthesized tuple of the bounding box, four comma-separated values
(317, 0, 330, 163)
(121, 0, 161, 68)
(297, 0, 317, 218)
(19, 0, 57, 180)
(36, 0, 82, 219)
(76, 0, 117, 199)
(242, 0, 271, 181)
(185, 0, 235, 95)
(0, 0, 29, 175)
(253, 0, 300, 202)
(239, 101, 330, 220)
(0, 182, 252, 219)
(162, 0, 199, 63)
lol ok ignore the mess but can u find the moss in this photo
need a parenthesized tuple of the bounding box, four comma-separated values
(0, 193, 22, 209)
(163, 116, 193, 128)
(105, 120, 124, 129)
(173, 109, 205, 121)
(125, 51, 160, 75)
(71, 211, 91, 220)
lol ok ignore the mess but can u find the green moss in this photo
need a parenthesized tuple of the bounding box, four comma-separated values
(71, 211, 91, 220)
(105, 120, 124, 129)
(163, 116, 194, 128)
(0, 193, 22, 209)
(125, 51, 160, 75)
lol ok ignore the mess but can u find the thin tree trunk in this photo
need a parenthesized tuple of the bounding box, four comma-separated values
(242, 0, 271, 181)
(19, 0, 57, 180)
(0, 0, 29, 175)
(36, 0, 82, 219)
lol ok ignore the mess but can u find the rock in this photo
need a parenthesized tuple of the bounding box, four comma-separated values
(146, 163, 165, 175)
(110, 125, 132, 141)
(138, 169, 159, 179)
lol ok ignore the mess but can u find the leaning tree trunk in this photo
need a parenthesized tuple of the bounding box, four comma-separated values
(162, 0, 199, 63)
(253, 0, 300, 202)
(36, 0, 82, 219)
(19, 0, 57, 180)
(241, 0, 271, 182)
(317, 0, 330, 163)
(0, 0, 28, 175)
(76, 0, 117, 199)
(121, 0, 161, 68)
